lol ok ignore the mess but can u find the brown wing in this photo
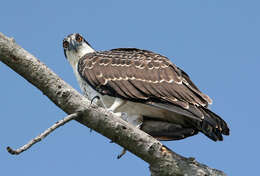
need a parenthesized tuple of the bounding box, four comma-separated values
(78, 48, 229, 140)
(78, 48, 212, 106)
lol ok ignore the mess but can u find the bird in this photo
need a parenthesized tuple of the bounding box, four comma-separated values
(63, 33, 229, 144)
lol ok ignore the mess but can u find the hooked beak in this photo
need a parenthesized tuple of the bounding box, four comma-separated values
(63, 37, 78, 59)
(68, 39, 78, 52)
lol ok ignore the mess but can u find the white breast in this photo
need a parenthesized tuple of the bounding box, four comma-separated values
(74, 66, 99, 100)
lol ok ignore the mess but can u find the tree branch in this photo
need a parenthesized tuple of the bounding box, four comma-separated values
(6, 113, 78, 155)
(0, 32, 226, 176)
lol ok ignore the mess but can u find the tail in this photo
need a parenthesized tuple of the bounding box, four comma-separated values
(189, 107, 230, 141)
(148, 102, 230, 141)
(141, 117, 199, 141)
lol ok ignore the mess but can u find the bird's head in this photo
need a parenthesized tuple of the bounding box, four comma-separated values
(63, 33, 95, 68)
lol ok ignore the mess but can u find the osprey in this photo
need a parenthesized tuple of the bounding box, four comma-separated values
(63, 33, 229, 142)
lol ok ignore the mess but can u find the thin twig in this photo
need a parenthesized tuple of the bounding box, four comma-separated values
(7, 113, 79, 155)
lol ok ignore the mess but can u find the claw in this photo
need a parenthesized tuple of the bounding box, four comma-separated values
(121, 113, 143, 129)
(120, 112, 129, 121)
(90, 95, 100, 105)
(90, 95, 107, 109)
(117, 148, 127, 159)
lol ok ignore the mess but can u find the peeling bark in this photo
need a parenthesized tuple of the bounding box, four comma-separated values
(0, 32, 226, 176)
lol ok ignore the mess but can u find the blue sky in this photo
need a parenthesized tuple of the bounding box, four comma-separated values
(0, 0, 259, 175)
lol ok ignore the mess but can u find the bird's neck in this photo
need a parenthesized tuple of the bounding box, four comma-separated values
(66, 45, 97, 99)
(67, 45, 95, 72)
(77, 44, 95, 60)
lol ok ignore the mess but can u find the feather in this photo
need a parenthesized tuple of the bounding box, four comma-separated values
(141, 117, 198, 141)
(77, 48, 229, 141)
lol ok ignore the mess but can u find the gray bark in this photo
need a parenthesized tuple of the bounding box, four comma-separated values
(0, 32, 226, 176)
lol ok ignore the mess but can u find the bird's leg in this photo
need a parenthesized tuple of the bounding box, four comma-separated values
(91, 96, 125, 113)
(89, 95, 107, 133)
(111, 113, 143, 159)
(117, 114, 143, 159)
(107, 98, 129, 120)
(105, 98, 131, 159)
(106, 98, 126, 137)
(107, 98, 126, 112)
(122, 114, 143, 128)
(107, 99, 143, 130)
(106, 98, 144, 159)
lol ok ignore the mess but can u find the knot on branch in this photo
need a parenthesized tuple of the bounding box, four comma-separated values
(56, 88, 71, 99)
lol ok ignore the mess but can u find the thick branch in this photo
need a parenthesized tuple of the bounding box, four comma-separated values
(0, 32, 226, 176)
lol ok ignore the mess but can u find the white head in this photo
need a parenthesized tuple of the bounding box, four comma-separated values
(63, 33, 95, 69)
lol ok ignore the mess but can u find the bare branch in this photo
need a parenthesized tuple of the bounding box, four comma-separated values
(7, 113, 78, 155)
(0, 32, 226, 176)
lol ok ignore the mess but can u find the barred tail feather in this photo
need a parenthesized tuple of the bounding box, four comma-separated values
(149, 102, 229, 141)
(192, 107, 230, 141)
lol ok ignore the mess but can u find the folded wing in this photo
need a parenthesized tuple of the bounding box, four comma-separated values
(78, 48, 229, 141)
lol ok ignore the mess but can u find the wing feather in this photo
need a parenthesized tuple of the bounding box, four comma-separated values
(77, 48, 229, 140)
(78, 48, 212, 106)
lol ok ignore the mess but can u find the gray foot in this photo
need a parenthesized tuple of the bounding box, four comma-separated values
(116, 113, 143, 159)
(121, 112, 143, 128)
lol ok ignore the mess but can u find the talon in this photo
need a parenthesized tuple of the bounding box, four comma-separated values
(117, 148, 127, 159)
(121, 114, 143, 129)
(136, 121, 143, 129)
(91, 95, 100, 105)
(121, 112, 128, 121)
(107, 109, 113, 113)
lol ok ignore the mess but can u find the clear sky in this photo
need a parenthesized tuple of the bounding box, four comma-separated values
(0, 0, 259, 175)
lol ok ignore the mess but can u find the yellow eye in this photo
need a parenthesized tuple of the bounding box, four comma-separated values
(63, 41, 69, 48)
(76, 34, 83, 42)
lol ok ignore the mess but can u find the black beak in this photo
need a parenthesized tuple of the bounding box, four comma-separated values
(68, 40, 78, 52)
